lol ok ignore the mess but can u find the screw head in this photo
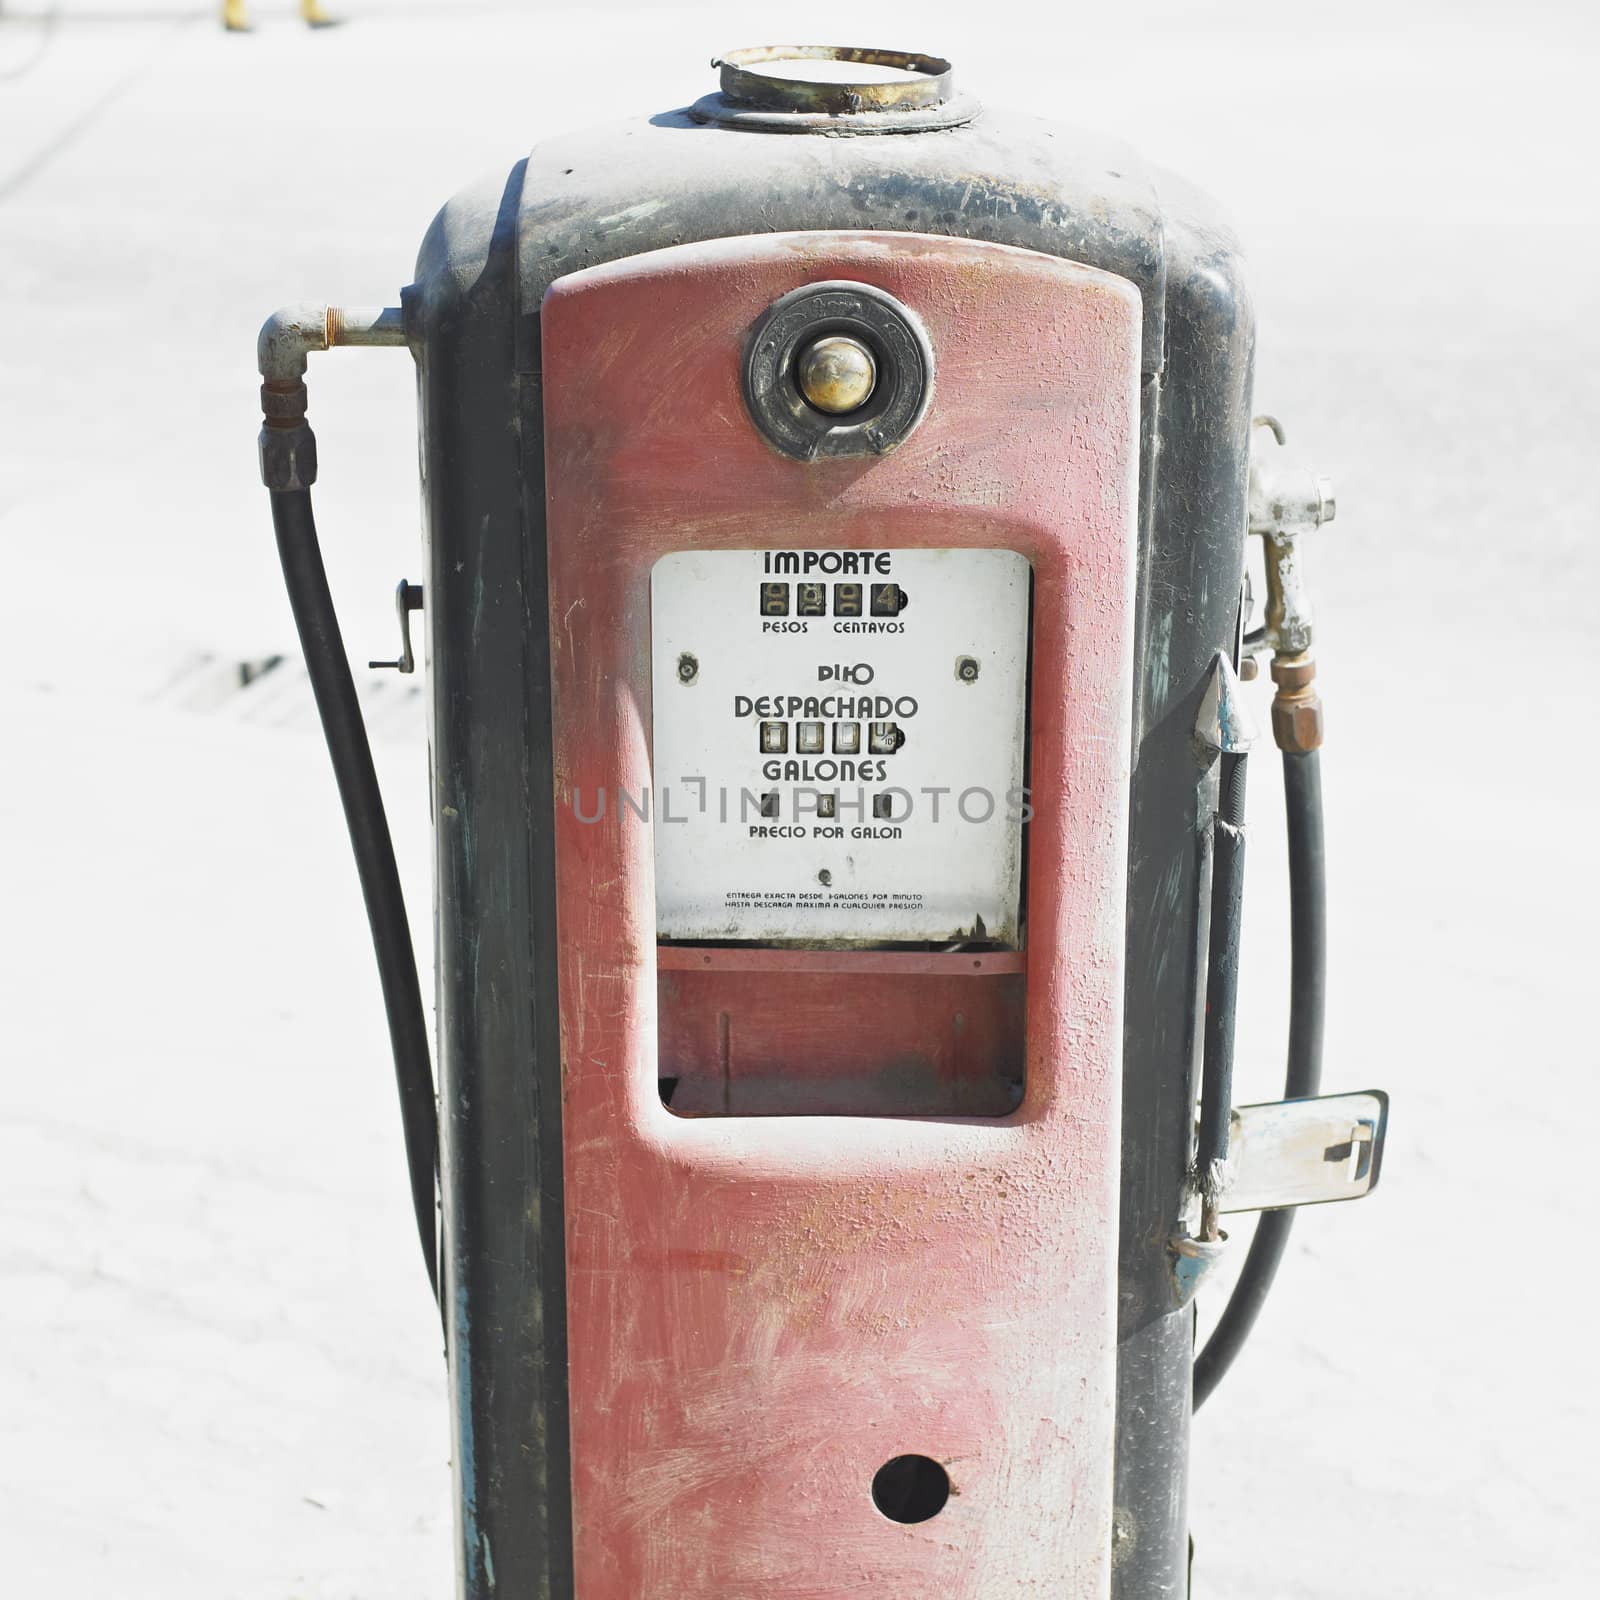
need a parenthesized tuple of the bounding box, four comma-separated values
(677, 652, 699, 684)
(796, 335, 877, 415)
(956, 655, 980, 683)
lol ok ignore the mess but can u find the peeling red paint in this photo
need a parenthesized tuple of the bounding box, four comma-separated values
(542, 232, 1141, 1597)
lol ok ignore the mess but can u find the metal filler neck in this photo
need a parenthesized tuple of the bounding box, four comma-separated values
(692, 45, 979, 134)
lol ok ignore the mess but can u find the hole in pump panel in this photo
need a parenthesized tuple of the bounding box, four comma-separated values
(872, 1455, 952, 1523)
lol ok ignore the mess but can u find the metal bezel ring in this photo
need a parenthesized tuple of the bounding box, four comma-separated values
(713, 47, 954, 116)
(743, 281, 933, 461)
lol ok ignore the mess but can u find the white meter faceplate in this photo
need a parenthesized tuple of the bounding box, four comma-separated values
(651, 548, 1030, 945)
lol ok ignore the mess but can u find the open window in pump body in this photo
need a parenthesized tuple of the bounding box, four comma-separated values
(255, 43, 1386, 1600)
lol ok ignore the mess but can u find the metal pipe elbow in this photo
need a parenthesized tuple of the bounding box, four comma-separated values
(258, 304, 335, 382)
(258, 303, 407, 381)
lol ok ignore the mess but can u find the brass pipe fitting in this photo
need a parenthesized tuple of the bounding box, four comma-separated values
(1247, 418, 1334, 751)
(1269, 651, 1323, 753)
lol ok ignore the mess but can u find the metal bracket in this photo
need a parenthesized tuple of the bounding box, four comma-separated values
(1219, 1089, 1388, 1213)
(1169, 1230, 1231, 1309)
(1194, 649, 1259, 757)
(369, 580, 423, 673)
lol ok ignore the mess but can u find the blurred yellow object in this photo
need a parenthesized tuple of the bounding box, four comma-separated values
(222, 0, 340, 26)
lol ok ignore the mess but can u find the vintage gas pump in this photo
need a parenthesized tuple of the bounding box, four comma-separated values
(256, 48, 1388, 1598)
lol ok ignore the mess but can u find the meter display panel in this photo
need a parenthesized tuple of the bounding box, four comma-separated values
(651, 547, 1030, 945)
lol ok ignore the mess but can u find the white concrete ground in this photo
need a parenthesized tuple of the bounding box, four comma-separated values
(2, 2, 1595, 1595)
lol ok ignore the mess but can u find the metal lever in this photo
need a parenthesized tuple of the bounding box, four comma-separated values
(370, 580, 423, 672)
(1220, 1090, 1389, 1212)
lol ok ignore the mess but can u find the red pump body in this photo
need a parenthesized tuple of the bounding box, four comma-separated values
(541, 231, 1141, 1595)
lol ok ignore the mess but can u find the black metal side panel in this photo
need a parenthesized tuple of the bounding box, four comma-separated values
(1114, 210, 1255, 1596)
(411, 160, 574, 1599)
(411, 106, 1251, 1600)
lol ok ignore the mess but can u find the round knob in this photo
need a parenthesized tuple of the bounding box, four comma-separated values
(796, 335, 877, 415)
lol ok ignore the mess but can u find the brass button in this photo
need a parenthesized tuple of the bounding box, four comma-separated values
(796, 335, 877, 415)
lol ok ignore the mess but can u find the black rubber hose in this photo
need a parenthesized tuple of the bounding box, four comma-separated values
(1281, 750, 1327, 1101)
(1193, 748, 1324, 1409)
(269, 486, 440, 1303)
